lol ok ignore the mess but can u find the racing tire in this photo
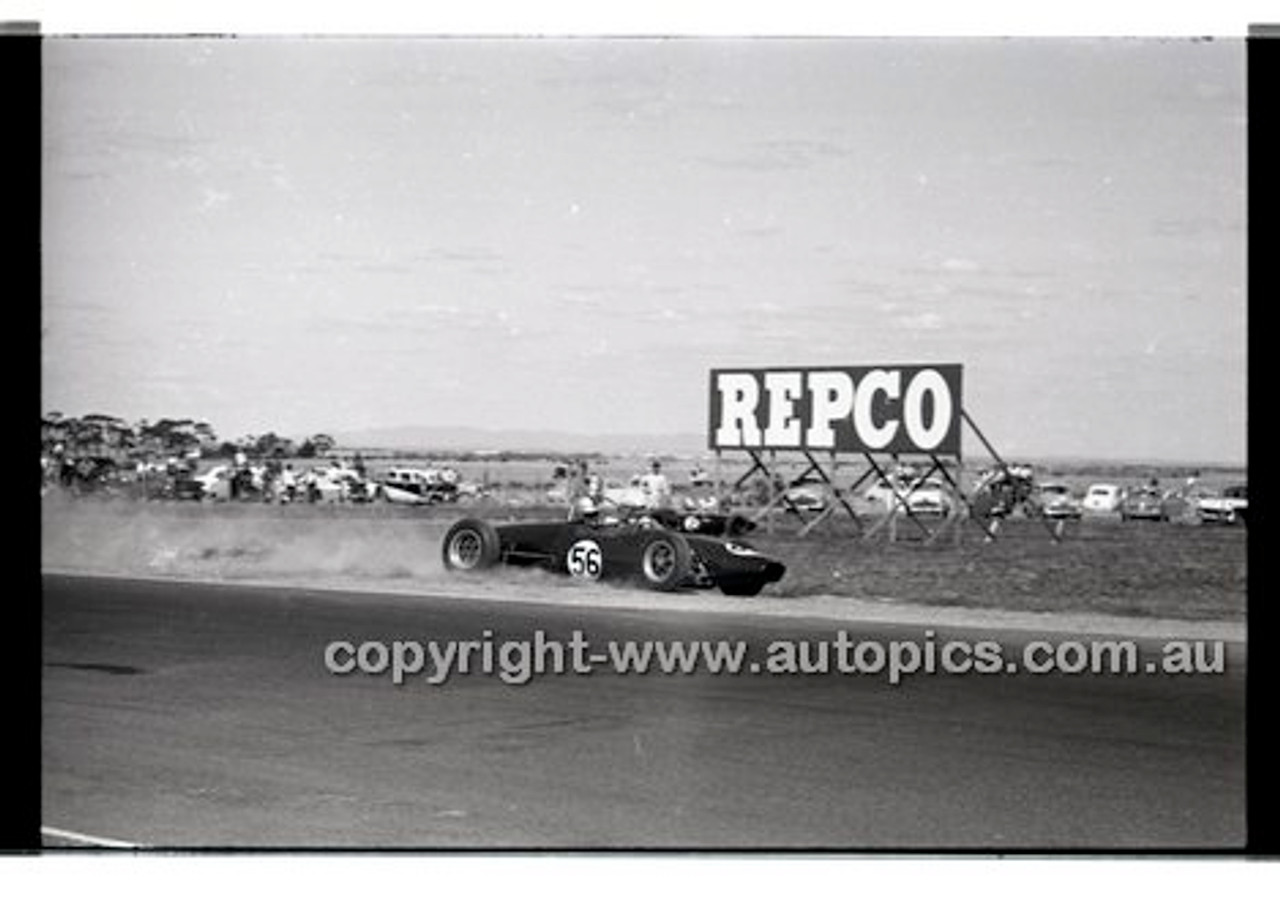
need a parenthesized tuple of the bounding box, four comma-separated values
(442, 518, 501, 571)
(637, 531, 693, 592)
(718, 578, 767, 598)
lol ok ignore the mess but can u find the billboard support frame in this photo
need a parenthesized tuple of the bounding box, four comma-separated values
(711, 408, 1068, 545)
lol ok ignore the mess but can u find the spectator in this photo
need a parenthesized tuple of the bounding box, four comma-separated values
(280, 464, 297, 503)
(639, 460, 671, 509)
(564, 460, 591, 519)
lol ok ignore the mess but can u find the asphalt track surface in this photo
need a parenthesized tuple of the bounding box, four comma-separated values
(43, 574, 1245, 850)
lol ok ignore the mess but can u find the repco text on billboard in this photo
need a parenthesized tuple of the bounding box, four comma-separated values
(708, 365, 963, 456)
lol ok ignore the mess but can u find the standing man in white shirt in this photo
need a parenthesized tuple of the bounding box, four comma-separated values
(639, 459, 671, 510)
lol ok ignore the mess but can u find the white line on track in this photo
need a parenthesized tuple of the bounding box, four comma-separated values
(41, 825, 146, 849)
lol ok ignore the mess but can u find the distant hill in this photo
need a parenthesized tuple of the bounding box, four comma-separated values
(327, 425, 708, 457)
(325, 424, 1247, 473)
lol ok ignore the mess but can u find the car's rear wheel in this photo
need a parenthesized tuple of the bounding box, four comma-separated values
(637, 531, 692, 591)
(442, 518, 501, 571)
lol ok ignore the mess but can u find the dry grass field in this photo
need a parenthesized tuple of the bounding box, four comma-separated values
(759, 517, 1246, 622)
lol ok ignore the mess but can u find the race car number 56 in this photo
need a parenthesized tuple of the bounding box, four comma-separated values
(566, 539, 604, 580)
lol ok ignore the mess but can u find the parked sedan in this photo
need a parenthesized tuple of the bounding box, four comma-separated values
(1027, 482, 1083, 520)
(863, 478, 904, 510)
(898, 478, 953, 517)
(1081, 483, 1124, 515)
(1196, 485, 1248, 525)
(784, 484, 829, 513)
(1120, 487, 1165, 521)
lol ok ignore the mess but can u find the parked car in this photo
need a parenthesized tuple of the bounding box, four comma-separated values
(192, 465, 234, 501)
(378, 466, 458, 504)
(864, 477, 908, 511)
(784, 484, 829, 513)
(1195, 485, 1248, 525)
(898, 477, 953, 517)
(1027, 482, 1083, 520)
(1155, 487, 1205, 523)
(1081, 483, 1124, 515)
(298, 468, 352, 504)
(168, 469, 211, 501)
(1120, 486, 1165, 521)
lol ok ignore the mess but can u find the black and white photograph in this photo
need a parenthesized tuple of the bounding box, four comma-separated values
(38, 8, 1253, 862)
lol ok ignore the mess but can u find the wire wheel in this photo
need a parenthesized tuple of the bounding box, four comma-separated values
(441, 518, 500, 571)
(447, 529, 484, 569)
(643, 539, 678, 583)
(638, 532, 691, 591)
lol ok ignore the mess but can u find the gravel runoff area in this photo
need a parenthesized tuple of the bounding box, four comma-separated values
(41, 495, 1247, 643)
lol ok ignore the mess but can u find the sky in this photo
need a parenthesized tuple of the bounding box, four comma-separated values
(41, 34, 1247, 463)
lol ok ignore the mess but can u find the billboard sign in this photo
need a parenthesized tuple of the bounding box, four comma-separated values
(709, 364, 963, 456)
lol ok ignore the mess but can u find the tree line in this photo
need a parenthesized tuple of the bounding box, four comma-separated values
(41, 412, 337, 461)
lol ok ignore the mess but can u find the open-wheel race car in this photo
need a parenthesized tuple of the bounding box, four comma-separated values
(441, 516, 786, 597)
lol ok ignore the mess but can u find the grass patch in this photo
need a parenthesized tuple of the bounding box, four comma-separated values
(761, 517, 1245, 622)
